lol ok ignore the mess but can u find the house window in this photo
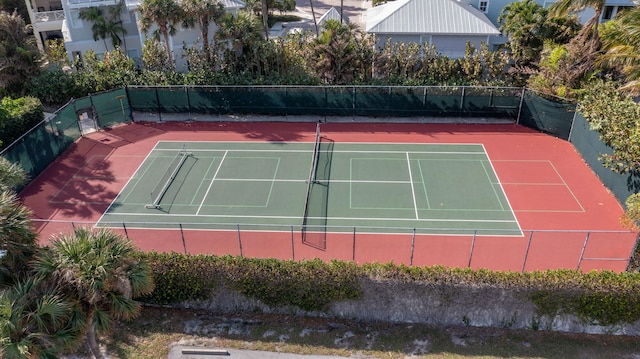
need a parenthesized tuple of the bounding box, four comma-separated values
(602, 6, 615, 20)
(478, 0, 488, 12)
(69, 10, 83, 28)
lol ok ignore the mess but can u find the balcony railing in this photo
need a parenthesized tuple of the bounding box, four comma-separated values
(33, 10, 65, 22)
(66, 0, 118, 6)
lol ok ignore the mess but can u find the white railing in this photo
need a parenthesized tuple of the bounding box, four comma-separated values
(33, 10, 65, 22)
(65, 0, 118, 7)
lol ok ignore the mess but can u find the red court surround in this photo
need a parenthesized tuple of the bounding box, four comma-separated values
(20, 122, 637, 272)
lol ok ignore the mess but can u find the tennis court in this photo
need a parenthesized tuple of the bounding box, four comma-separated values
(98, 136, 520, 237)
(21, 121, 636, 272)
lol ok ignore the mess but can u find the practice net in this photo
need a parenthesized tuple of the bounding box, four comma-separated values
(146, 145, 191, 209)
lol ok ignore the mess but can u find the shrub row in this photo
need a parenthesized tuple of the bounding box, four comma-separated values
(139, 253, 640, 326)
(140, 253, 362, 312)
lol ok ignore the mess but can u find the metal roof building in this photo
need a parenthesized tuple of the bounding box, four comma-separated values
(366, 0, 499, 57)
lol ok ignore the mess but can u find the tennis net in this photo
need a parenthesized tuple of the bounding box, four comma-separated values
(302, 124, 321, 229)
(146, 145, 191, 209)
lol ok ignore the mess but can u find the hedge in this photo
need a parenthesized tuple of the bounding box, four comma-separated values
(138, 253, 640, 326)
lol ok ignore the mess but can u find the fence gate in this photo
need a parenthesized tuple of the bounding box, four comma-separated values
(74, 106, 98, 135)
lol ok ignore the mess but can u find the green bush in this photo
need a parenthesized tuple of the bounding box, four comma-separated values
(140, 253, 640, 326)
(140, 253, 362, 311)
(0, 96, 44, 149)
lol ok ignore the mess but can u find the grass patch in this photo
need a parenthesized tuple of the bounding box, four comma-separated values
(96, 306, 640, 359)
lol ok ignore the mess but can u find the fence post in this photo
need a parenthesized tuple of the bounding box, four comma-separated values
(460, 87, 465, 111)
(522, 230, 534, 273)
(410, 228, 416, 266)
(577, 231, 591, 271)
(179, 223, 187, 254)
(122, 222, 129, 239)
(237, 224, 243, 257)
(185, 86, 192, 120)
(291, 225, 295, 261)
(155, 87, 162, 122)
(516, 87, 526, 124)
(468, 230, 477, 268)
(352, 227, 356, 262)
(567, 104, 580, 142)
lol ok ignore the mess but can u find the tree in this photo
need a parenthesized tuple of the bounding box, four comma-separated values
(599, 6, 640, 94)
(32, 228, 154, 359)
(79, 7, 109, 51)
(0, 278, 83, 358)
(80, 4, 127, 51)
(108, 0, 128, 52)
(312, 20, 362, 84)
(0, 157, 36, 287)
(215, 11, 264, 70)
(549, 0, 606, 42)
(180, 0, 225, 62)
(0, 10, 40, 96)
(138, 0, 183, 65)
(498, 0, 580, 66)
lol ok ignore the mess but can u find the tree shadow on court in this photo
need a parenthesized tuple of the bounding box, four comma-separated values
(21, 135, 125, 226)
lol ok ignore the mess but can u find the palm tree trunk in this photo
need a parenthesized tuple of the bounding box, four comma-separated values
(162, 30, 173, 67)
(86, 323, 104, 359)
(310, 0, 318, 35)
(202, 29, 210, 62)
(261, 0, 269, 41)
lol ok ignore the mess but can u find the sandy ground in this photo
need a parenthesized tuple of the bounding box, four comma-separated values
(271, 0, 371, 36)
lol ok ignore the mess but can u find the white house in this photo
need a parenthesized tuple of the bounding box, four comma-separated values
(366, 0, 637, 58)
(24, 0, 244, 70)
(366, 0, 500, 58)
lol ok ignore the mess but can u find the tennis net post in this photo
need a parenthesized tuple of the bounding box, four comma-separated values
(145, 145, 192, 209)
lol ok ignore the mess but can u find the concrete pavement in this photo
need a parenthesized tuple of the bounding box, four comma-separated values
(168, 346, 356, 358)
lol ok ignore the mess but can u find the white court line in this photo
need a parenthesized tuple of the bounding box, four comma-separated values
(481, 144, 522, 234)
(549, 161, 585, 212)
(197, 150, 228, 215)
(406, 152, 419, 219)
(103, 211, 518, 223)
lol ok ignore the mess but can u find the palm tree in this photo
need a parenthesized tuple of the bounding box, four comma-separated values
(79, 7, 109, 51)
(599, 7, 640, 94)
(138, 0, 183, 65)
(549, 0, 606, 41)
(313, 20, 360, 84)
(109, 0, 128, 52)
(180, 0, 225, 62)
(0, 278, 83, 359)
(0, 191, 37, 286)
(32, 227, 154, 359)
(215, 11, 263, 66)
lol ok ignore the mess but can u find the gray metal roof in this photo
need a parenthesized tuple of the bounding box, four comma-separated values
(218, 0, 245, 10)
(318, 7, 346, 27)
(366, 0, 500, 35)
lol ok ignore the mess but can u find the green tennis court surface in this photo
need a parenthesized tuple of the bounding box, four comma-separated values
(98, 141, 521, 235)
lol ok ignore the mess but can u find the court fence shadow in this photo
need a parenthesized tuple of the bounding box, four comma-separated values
(31, 219, 638, 273)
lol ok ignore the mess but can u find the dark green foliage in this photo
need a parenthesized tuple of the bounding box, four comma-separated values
(141, 253, 362, 311)
(141, 253, 640, 326)
(0, 96, 43, 149)
(28, 68, 88, 105)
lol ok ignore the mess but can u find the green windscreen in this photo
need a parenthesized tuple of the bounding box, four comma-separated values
(519, 90, 576, 140)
